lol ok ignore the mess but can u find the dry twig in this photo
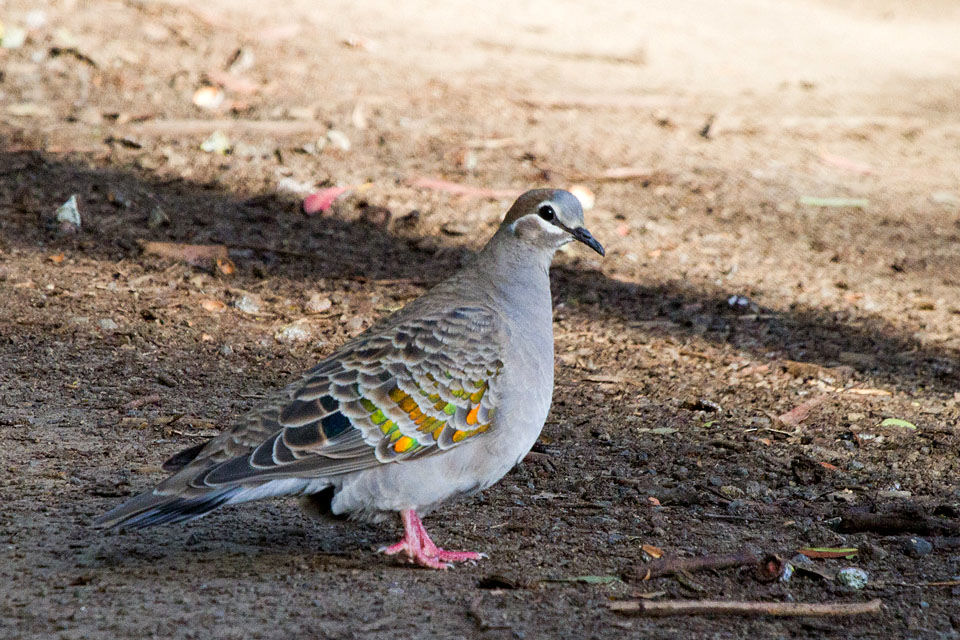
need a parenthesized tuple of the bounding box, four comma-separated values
(834, 513, 960, 536)
(635, 550, 775, 581)
(609, 598, 882, 618)
(122, 394, 161, 410)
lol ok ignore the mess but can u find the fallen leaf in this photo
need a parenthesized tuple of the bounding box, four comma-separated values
(878, 418, 917, 430)
(819, 461, 839, 471)
(216, 258, 235, 275)
(6, 102, 54, 117)
(818, 152, 873, 175)
(845, 388, 892, 397)
(326, 129, 352, 152)
(465, 137, 518, 149)
(583, 374, 627, 384)
(798, 196, 868, 209)
(647, 427, 678, 435)
(48, 253, 65, 264)
(303, 186, 350, 214)
(142, 242, 228, 266)
(797, 547, 858, 559)
(351, 102, 368, 130)
(641, 544, 664, 559)
(258, 23, 301, 42)
(192, 86, 225, 110)
(206, 70, 260, 95)
(930, 192, 960, 207)
(408, 176, 521, 199)
(777, 395, 825, 427)
(547, 575, 621, 585)
(200, 299, 226, 312)
(597, 166, 655, 181)
(200, 130, 231, 154)
(277, 177, 314, 197)
(647, 496, 661, 506)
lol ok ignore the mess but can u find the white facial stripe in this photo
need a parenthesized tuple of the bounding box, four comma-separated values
(529, 214, 567, 238)
(509, 213, 572, 248)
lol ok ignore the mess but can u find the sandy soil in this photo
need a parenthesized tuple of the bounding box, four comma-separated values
(1, 0, 960, 638)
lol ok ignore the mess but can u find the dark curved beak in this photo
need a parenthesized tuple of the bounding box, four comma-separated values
(571, 226, 605, 256)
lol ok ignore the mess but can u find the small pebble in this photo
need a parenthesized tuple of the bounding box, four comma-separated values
(1, 26, 28, 49)
(55, 194, 82, 231)
(719, 485, 744, 499)
(326, 129, 351, 152)
(275, 321, 311, 343)
(107, 188, 132, 208)
(148, 205, 170, 228)
(790, 553, 815, 568)
(743, 480, 764, 497)
(779, 562, 794, 583)
(98, 318, 119, 331)
(234, 295, 262, 315)
(901, 537, 933, 558)
(725, 499, 746, 514)
(200, 130, 231, 154)
(276, 177, 313, 196)
(220, 345, 234, 356)
(727, 294, 750, 308)
(836, 567, 869, 590)
(305, 294, 332, 313)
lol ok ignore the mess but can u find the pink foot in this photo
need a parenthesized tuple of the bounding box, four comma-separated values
(380, 509, 487, 570)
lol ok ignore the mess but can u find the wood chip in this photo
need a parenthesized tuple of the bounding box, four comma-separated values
(142, 242, 228, 266)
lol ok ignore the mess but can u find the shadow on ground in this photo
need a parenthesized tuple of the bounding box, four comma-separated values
(2, 149, 957, 396)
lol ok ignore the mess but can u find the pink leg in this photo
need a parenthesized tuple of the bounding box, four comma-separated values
(380, 509, 486, 569)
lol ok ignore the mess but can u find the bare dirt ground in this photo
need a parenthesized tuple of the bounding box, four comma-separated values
(2, 0, 960, 638)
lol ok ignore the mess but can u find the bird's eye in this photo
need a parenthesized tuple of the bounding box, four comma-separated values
(538, 204, 556, 221)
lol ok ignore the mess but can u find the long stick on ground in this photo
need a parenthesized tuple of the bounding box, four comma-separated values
(834, 513, 959, 536)
(636, 550, 760, 581)
(609, 599, 882, 618)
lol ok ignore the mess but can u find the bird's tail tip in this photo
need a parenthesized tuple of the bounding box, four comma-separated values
(93, 488, 239, 530)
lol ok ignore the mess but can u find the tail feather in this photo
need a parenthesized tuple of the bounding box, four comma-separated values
(161, 440, 211, 473)
(93, 488, 240, 530)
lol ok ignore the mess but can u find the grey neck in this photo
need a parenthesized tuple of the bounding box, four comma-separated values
(473, 227, 556, 318)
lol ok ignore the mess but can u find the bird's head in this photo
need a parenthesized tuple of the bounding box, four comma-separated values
(502, 189, 605, 256)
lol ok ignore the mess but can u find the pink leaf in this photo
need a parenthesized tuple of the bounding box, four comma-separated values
(206, 70, 261, 95)
(777, 395, 825, 427)
(303, 187, 350, 215)
(819, 152, 873, 175)
(408, 177, 521, 199)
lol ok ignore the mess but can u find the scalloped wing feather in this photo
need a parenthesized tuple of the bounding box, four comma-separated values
(156, 306, 504, 495)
